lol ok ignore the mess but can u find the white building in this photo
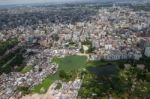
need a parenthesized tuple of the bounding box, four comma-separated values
(124, 64, 131, 69)
(137, 64, 145, 70)
(105, 44, 112, 50)
(144, 47, 150, 57)
(134, 51, 142, 60)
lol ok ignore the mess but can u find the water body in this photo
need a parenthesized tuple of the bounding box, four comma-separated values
(88, 64, 119, 77)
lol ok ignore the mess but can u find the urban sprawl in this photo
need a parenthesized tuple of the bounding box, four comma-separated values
(0, 4, 150, 99)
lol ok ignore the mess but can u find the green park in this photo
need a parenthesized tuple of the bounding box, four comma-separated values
(31, 55, 87, 93)
(19, 53, 150, 98)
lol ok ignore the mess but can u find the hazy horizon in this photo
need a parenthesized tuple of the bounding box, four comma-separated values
(0, 0, 149, 5)
(0, 0, 97, 5)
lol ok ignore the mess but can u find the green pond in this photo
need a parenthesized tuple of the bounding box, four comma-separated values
(88, 64, 119, 77)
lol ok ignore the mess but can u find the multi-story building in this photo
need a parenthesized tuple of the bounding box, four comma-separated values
(144, 47, 150, 57)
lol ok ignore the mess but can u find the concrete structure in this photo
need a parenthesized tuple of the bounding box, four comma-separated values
(144, 47, 150, 57)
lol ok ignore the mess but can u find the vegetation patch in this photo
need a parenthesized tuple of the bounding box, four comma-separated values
(55, 82, 62, 90)
(78, 59, 150, 98)
(0, 38, 18, 56)
(31, 55, 87, 93)
(16, 86, 30, 95)
(31, 76, 55, 93)
(53, 55, 87, 72)
(21, 65, 33, 74)
(0, 49, 24, 74)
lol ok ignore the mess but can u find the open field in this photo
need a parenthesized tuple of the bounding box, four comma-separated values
(31, 55, 87, 93)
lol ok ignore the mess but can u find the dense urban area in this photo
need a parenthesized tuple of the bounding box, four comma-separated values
(0, 2, 150, 99)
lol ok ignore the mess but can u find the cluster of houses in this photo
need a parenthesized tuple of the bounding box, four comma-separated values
(49, 79, 82, 99)
(0, 4, 150, 99)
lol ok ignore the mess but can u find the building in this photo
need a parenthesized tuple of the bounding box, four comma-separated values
(124, 64, 131, 69)
(133, 51, 142, 60)
(144, 47, 150, 57)
(137, 64, 145, 70)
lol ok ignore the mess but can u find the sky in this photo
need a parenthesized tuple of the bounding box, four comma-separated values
(0, 0, 149, 5)
(0, 0, 98, 5)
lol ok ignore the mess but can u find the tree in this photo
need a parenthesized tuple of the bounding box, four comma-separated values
(80, 39, 93, 53)
(51, 34, 59, 41)
(0, 38, 18, 55)
(59, 70, 68, 80)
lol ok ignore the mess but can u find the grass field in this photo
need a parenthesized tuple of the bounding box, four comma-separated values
(53, 55, 87, 72)
(31, 55, 87, 93)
